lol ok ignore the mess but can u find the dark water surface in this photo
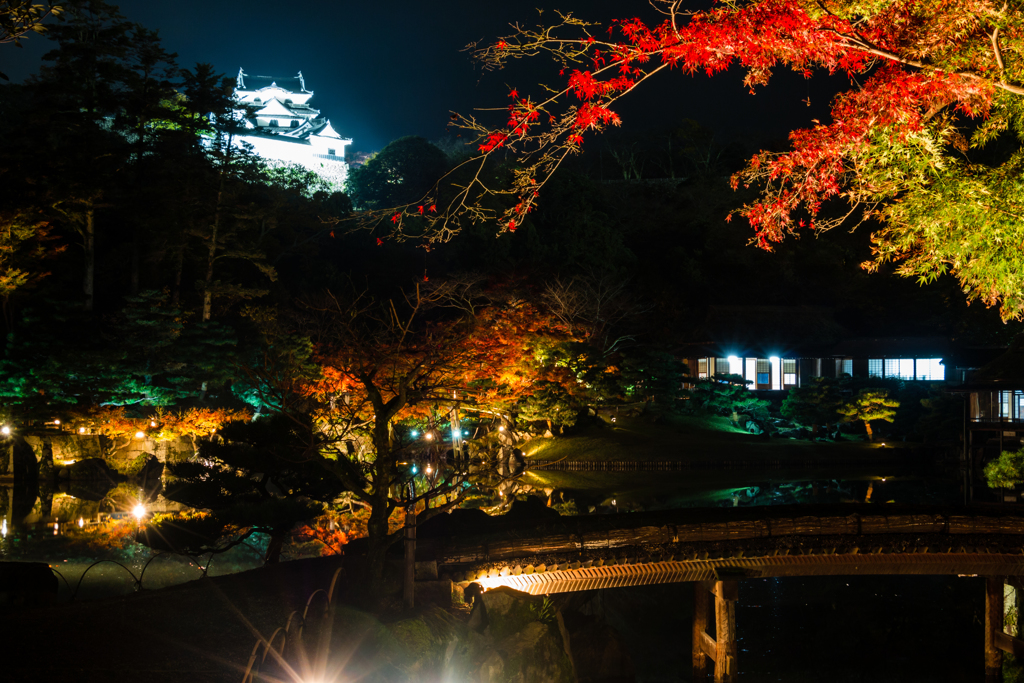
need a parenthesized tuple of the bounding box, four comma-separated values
(0, 462, 1001, 681)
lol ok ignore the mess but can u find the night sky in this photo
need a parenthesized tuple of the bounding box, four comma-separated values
(4, 0, 847, 153)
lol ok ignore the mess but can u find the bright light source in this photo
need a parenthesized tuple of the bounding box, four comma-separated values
(0, 426, 9, 435)
(411, 465, 418, 474)
(78, 517, 84, 528)
(134, 431, 145, 439)
(1, 519, 6, 537)
(411, 430, 419, 437)
(769, 356, 780, 363)
(150, 421, 157, 427)
(498, 426, 505, 432)
(78, 427, 86, 434)
(426, 465, 432, 474)
(882, 478, 887, 482)
(53, 523, 59, 536)
(463, 430, 469, 436)
(132, 504, 146, 521)
(54, 419, 60, 425)
(425, 433, 433, 440)
(612, 499, 617, 505)
(727, 355, 740, 362)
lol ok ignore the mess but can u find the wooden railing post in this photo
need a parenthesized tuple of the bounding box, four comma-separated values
(987, 576, 1004, 683)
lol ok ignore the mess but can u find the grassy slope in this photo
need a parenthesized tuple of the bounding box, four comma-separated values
(521, 414, 911, 464)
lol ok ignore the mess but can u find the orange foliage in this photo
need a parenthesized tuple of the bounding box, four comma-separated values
(64, 406, 251, 442)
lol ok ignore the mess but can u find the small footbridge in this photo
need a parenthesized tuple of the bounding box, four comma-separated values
(419, 504, 1024, 682)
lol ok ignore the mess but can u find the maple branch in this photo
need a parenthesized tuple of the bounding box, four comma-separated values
(991, 26, 1006, 76)
(827, 29, 1024, 96)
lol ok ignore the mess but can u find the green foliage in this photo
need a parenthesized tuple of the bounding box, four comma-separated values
(781, 377, 843, 431)
(689, 374, 769, 422)
(344, 136, 450, 210)
(551, 499, 579, 516)
(984, 447, 1024, 490)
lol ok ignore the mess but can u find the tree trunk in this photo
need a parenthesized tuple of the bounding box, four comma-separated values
(365, 506, 393, 600)
(83, 206, 95, 312)
(265, 530, 286, 563)
(864, 421, 874, 442)
(171, 243, 184, 308)
(130, 230, 140, 296)
(202, 190, 220, 322)
(403, 507, 416, 610)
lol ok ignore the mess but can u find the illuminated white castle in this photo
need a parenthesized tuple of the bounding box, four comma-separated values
(233, 69, 352, 188)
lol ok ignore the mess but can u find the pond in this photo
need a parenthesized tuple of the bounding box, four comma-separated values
(0, 458, 1002, 682)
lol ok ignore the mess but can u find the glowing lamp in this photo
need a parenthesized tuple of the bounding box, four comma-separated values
(78, 517, 84, 528)
(150, 421, 157, 427)
(0, 426, 9, 435)
(463, 430, 469, 436)
(411, 430, 419, 437)
(1, 519, 6, 537)
(132, 504, 145, 521)
(134, 431, 145, 439)
(727, 355, 740, 362)
(411, 465, 418, 474)
(426, 465, 432, 474)
(769, 356, 780, 363)
(498, 426, 505, 432)
(54, 419, 60, 425)
(78, 427, 86, 434)
(425, 433, 433, 440)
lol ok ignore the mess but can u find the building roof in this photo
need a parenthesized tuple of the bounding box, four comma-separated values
(829, 336, 951, 359)
(311, 120, 344, 139)
(236, 68, 311, 94)
(965, 335, 1024, 386)
(696, 305, 845, 357)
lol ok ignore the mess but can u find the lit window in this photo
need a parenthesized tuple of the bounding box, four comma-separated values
(898, 358, 914, 379)
(756, 359, 769, 386)
(783, 359, 796, 386)
(837, 359, 852, 376)
(715, 358, 731, 376)
(869, 359, 883, 377)
(914, 358, 945, 381)
(697, 358, 708, 379)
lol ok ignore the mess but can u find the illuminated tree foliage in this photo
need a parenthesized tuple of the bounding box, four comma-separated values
(984, 445, 1024, 489)
(837, 387, 900, 441)
(373, 0, 1024, 320)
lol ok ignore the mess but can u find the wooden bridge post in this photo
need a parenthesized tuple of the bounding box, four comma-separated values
(693, 582, 711, 679)
(693, 581, 738, 682)
(714, 580, 738, 683)
(987, 576, 1004, 683)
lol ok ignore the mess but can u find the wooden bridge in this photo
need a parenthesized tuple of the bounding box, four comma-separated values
(414, 504, 1024, 682)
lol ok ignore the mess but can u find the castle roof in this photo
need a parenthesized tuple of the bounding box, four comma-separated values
(236, 68, 311, 94)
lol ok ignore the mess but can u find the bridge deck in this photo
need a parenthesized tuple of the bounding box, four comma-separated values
(420, 504, 1024, 587)
(469, 552, 1024, 594)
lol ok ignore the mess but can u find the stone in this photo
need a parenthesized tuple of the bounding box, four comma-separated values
(558, 611, 635, 683)
(414, 560, 437, 581)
